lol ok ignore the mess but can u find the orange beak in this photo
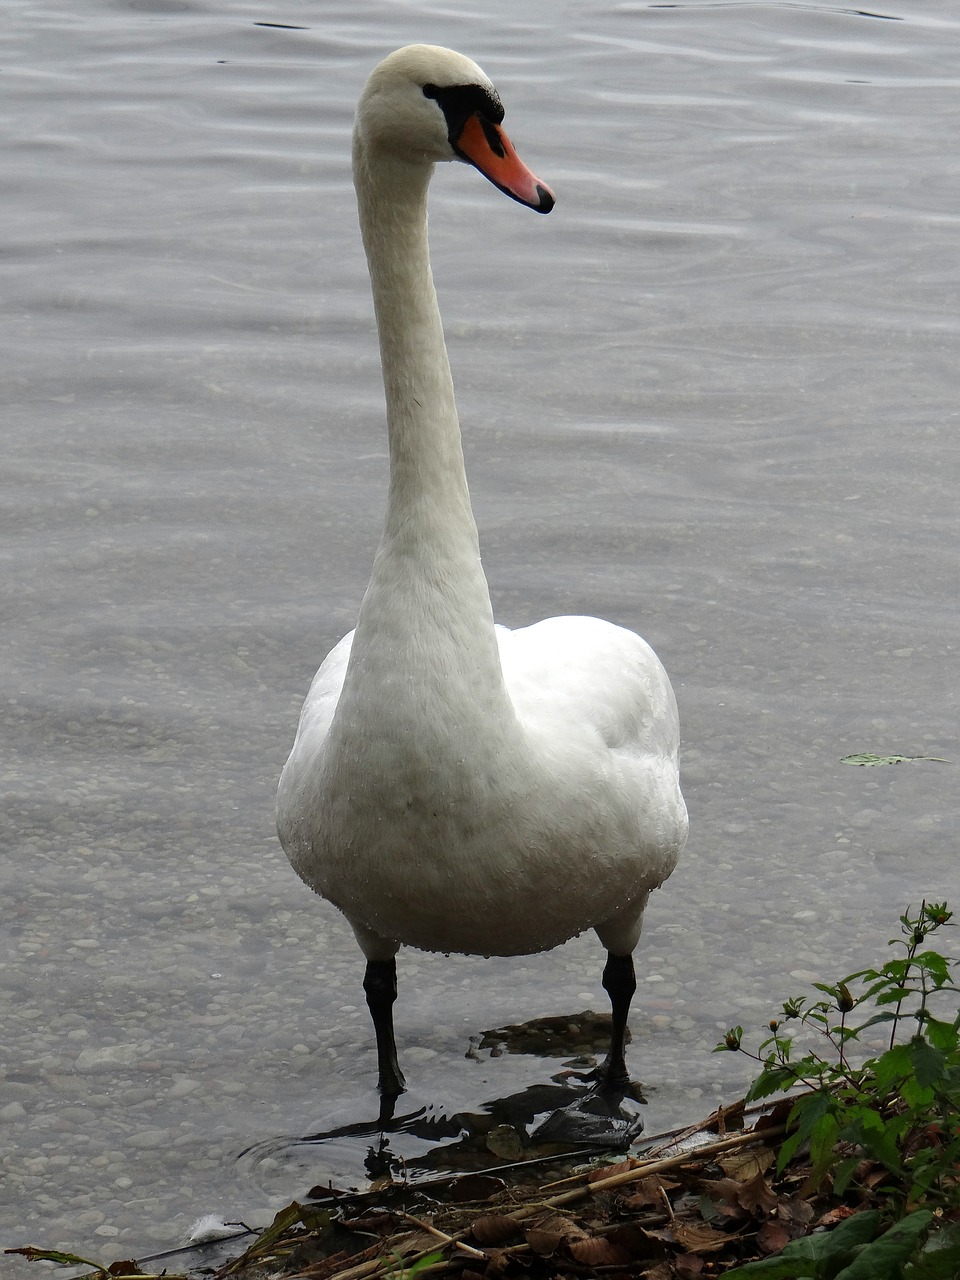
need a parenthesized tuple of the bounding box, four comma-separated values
(453, 113, 555, 214)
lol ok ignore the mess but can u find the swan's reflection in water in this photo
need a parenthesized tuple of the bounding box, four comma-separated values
(239, 1013, 647, 1201)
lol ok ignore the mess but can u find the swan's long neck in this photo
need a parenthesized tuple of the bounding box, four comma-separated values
(348, 137, 508, 704)
(355, 146, 469, 531)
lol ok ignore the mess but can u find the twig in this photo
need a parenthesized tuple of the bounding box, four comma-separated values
(542, 1126, 786, 1209)
(396, 1212, 487, 1260)
(315, 1258, 383, 1280)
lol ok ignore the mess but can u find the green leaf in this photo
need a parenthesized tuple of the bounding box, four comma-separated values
(900, 1075, 935, 1109)
(846, 1107, 905, 1172)
(908, 1038, 946, 1089)
(833, 1210, 933, 1279)
(857, 1011, 899, 1032)
(220, 1201, 313, 1275)
(904, 1222, 960, 1279)
(871, 1043, 914, 1093)
(775, 1126, 807, 1174)
(809, 1111, 841, 1173)
(720, 1254, 818, 1277)
(385, 1249, 445, 1279)
(774, 1090, 831, 1170)
(726, 1211, 883, 1277)
(831, 1154, 862, 1196)
(252, 1201, 306, 1249)
(3, 1248, 107, 1271)
(719, 1258, 811, 1278)
(874, 986, 913, 1006)
(825, 1210, 884, 1252)
(923, 1018, 959, 1052)
(746, 1065, 800, 1101)
(905, 1247, 960, 1279)
(792, 1087, 833, 1137)
(910, 951, 952, 986)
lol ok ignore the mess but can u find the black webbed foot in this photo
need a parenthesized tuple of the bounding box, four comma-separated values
(363, 957, 406, 1097)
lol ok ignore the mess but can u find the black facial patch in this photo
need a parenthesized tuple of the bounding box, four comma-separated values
(479, 117, 505, 158)
(422, 81, 505, 145)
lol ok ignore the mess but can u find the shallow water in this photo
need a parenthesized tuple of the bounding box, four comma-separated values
(2, 0, 958, 1270)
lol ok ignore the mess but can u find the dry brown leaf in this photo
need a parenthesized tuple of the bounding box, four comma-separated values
(702, 1177, 750, 1221)
(523, 1226, 566, 1255)
(524, 1211, 584, 1255)
(757, 1219, 792, 1255)
(440, 1174, 506, 1203)
(568, 1235, 634, 1266)
(339, 1212, 399, 1234)
(755, 1100, 793, 1136)
(484, 1126, 524, 1160)
(706, 1176, 747, 1201)
(470, 1214, 522, 1246)
(483, 1249, 513, 1278)
(642, 1224, 679, 1245)
(736, 1173, 779, 1216)
(718, 1147, 775, 1182)
(641, 1264, 674, 1280)
(819, 1205, 858, 1227)
(671, 1221, 731, 1254)
(777, 1195, 815, 1233)
(617, 1174, 674, 1210)
(674, 1253, 706, 1277)
(608, 1222, 658, 1257)
(588, 1157, 639, 1184)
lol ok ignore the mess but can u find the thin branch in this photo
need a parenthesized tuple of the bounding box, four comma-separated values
(396, 1213, 486, 1260)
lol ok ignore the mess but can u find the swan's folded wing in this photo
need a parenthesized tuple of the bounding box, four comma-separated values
(285, 630, 355, 759)
(276, 631, 355, 861)
(496, 615, 681, 763)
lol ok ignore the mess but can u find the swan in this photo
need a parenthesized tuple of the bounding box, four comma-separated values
(277, 44, 688, 1100)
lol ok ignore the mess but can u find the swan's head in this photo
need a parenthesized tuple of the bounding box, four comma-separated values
(356, 44, 555, 214)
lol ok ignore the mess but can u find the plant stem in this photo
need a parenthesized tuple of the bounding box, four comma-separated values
(889, 901, 925, 1052)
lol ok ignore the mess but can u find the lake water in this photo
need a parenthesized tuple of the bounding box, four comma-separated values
(2, 0, 958, 1270)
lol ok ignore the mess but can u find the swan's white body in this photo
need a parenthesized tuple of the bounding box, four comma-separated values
(276, 46, 687, 1084)
(280, 613, 684, 959)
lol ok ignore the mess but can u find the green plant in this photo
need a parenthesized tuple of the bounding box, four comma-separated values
(716, 902, 960, 1276)
(383, 1248, 445, 1279)
(722, 1207, 935, 1279)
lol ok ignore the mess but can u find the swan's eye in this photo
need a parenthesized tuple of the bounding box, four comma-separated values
(422, 82, 505, 143)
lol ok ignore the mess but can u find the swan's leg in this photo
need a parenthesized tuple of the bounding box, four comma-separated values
(595, 895, 648, 1090)
(600, 950, 636, 1091)
(363, 958, 406, 1096)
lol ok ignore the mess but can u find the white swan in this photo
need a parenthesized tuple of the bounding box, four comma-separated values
(277, 45, 688, 1098)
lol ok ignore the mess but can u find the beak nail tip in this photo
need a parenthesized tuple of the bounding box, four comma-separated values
(536, 183, 555, 214)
